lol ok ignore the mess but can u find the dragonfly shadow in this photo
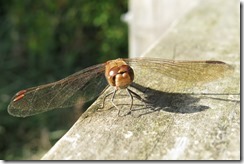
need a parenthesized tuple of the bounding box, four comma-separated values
(130, 82, 209, 115)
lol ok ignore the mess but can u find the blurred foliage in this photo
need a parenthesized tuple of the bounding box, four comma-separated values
(0, 0, 128, 160)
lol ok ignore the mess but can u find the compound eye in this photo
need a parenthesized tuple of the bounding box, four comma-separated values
(119, 65, 134, 82)
(107, 66, 120, 86)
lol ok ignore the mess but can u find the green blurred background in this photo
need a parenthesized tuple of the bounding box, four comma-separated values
(0, 0, 128, 160)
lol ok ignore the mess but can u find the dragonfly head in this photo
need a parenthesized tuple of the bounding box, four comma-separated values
(105, 59, 134, 89)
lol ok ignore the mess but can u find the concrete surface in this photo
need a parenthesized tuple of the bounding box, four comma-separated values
(42, 0, 240, 160)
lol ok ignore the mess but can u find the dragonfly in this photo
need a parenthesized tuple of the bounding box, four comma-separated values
(8, 58, 234, 117)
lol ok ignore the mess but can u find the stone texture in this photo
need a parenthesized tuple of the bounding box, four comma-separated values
(42, 0, 240, 160)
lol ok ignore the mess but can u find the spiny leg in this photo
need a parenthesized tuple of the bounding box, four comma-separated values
(127, 88, 144, 102)
(100, 88, 133, 116)
(127, 88, 150, 106)
(116, 88, 144, 117)
(110, 89, 123, 116)
(127, 88, 155, 117)
(98, 90, 115, 110)
(115, 88, 134, 117)
(126, 88, 134, 115)
(103, 88, 151, 117)
(126, 88, 148, 117)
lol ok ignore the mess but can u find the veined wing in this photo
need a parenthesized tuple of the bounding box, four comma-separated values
(8, 63, 107, 117)
(125, 58, 234, 93)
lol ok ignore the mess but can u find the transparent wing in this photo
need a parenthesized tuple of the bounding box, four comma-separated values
(8, 57, 234, 117)
(125, 58, 234, 93)
(8, 63, 107, 117)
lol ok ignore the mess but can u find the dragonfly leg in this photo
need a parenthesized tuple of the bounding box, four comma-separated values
(98, 90, 115, 110)
(110, 89, 122, 116)
(127, 88, 156, 117)
(126, 88, 134, 114)
(101, 87, 149, 117)
(127, 88, 149, 105)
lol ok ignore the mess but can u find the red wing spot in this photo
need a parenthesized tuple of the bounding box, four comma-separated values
(13, 94, 25, 102)
(15, 90, 27, 96)
(13, 90, 27, 102)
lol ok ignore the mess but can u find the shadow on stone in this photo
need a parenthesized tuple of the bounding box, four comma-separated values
(127, 82, 209, 116)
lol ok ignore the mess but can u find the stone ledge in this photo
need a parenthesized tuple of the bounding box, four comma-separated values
(42, 0, 240, 160)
